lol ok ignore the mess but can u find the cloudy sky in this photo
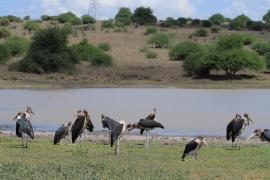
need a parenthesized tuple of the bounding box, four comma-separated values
(0, 0, 270, 20)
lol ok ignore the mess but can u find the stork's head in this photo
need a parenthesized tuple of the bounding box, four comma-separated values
(247, 129, 262, 140)
(243, 113, 253, 125)
(26, 106, 34, 114)
(235, 113, 241, 120)
(197, 136, 208, 147)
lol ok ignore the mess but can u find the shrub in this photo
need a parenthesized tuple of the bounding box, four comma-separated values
(6, 15, 21, 22)
(183, 48, 212, 76)
(217, 33, 244, 50)
(209, 13, 225, 25)
(251, 42, 270, 55)
(0, 44, 11, 64)
(24, 16, 30, 20)
(0, 17, 9, 26)
(202, 20, 212, 27)
(82, 15, 96, 24)
(0, 28, 10, 39)
(246, 21, 264, 31)
(115, 7, 133, 25)
(4, 36, 30, 56)
(61, 22, 73, 35)
(238, 33, 256, 45)
(102, 19, 114, 29)
(71, 39, 101, 61)
(24, 21, 40, 31)
(15, 27, 78, 74)
(145, 51, 157, 59)
(193, 28, 208, 37)
(147, 33, 170, 48)
(230, 14, 250, 30)
(169, 41, 202, 61)
(191, 19, 201, 26)
(211, 26, 221, 33)
(263, 10, 270, 23)
(177, 17, 187, 26)
(98, 42, 111, 51)
(144, 26, 157, 35)
(41, 15, 52, 21)
(133, 7, 157, 25)
(159, 17, 178, 27)
(91, 52, 113, 66)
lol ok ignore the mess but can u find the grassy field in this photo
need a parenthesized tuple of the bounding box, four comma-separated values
(2, 21, 270, 89)
(0, 136, 269, 179)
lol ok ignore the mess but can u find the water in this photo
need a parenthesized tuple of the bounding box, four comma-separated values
(0, 88, 269, 137)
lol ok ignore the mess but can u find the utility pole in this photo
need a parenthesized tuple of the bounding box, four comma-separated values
(88, 0, 99, 19)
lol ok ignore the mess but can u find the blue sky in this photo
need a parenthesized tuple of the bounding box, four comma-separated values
(0, 0, 269, 20)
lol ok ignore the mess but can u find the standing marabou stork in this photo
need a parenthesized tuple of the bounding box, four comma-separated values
(13, 106, 34, 121)
(226, 113, 253, 149)
(182, 136, 207, 161)
(71, 110, 94, 147)
(110, 120, 131, 155)
(13, 112, 34, 148)
(54, 121, 72, 145)
(101, 114, 121, 142)
(130, 119, 164, 149)
(247, 129, 270, 142)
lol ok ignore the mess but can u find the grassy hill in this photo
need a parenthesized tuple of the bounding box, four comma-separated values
(1, 21, 270, 88)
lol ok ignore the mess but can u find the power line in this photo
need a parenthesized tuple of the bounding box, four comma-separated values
(88, 0, 99, 19)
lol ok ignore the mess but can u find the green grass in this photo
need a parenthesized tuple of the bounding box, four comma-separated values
(0, 136, 269, 179)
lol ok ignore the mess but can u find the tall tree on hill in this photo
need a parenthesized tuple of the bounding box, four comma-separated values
(133, 7, 157, 25)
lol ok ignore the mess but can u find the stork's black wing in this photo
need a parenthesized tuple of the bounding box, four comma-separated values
(226, 119, 235, 140)
(138, 119, 164, 129)
(54, 123, 69, 144)
(183, 140, 198, 155)
(110, 124, 124, 147)
(16, 121, 22, 138)
(261, 129, 270, 142)
(71, 116, 85, 143)
(86, 117, 94, 132)
(17, 118, 34, 139)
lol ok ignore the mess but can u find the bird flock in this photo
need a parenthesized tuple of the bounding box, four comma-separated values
(11, 107, 269, 160)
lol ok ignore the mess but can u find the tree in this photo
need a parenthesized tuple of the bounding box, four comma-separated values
(209, 13, 225, 25)
(17, 27, 78, 74)
(57, 12, 81, 25)
(191, 19, 201, 26)
(159, 17, 177, 27)
(177, 17, 187, 26)
(0, 17, 10, 26)
(81, 15, 95, 24)
(246, 21, 264, 31)
(169, 41, 202, 61)
(133, 7, 157, 25)
(115, 7, 133, 25)
(217, 33, 244, 50)
(230, 14, 250, 30)
(147, 33, 170, 48)
(41, 15, 52, 21)
(202, 20, 212, 27)
(263, 10, 270, 23)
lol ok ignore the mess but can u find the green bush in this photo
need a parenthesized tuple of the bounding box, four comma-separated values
(217, 33, 244, 50)
(6, 15, 21, 22)
(57, 12, 81, 25)
(202, 20, 212, 27)
(0, 44, 11, 64)
(71, 39, 101, 61)
(91, 52, 113, 66)
(238, 33, 256, 45)
(177, 17, 188, 26)
(147, 33, 170, 48)
(15, 27, 78, 74)
(145, 51, 157, 59)
(144, 26, 157, 35)
(62, 22, 73, 35)
(246, 21, 264, 31)
(115, 7, 133, 25)
(0, 28, 10, 39)
(102, 20, 114, 29)
(193, 28, 208, 37)
(211, 26, 221, 33)
(82, 15, 95, 24)
(169, 41, 202, 61)
(159, 17, 178, 27)
(251, 42, 270, 55)
(98, 42, 111, 51)
(191, 19, 201, 26)
(263, 10, 270, 23)
(230, 14, 250, 30)
(4, 36, 30, 56)
(24, 21, 40, 31)
(0, 17, 10, 26)
(41, 15, 52, 21)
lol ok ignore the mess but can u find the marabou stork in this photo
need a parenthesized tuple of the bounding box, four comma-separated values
(110, 120, 131, 155)
(13, 112, 34, 148)
(101, 114, 120, 142)
(247, 129, 270, 142)
(226, 113, 253, 149)
(182, 136, 207, 161)
(130, 119, 164, 149)
(13, 106, 34, 121)
(71, 110, 94, 147)
(54, 121, 72, 145)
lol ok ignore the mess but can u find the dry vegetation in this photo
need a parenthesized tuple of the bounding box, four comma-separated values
(2, 21, 270, 88)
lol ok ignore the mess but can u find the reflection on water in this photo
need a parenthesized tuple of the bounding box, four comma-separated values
(0, 88, 269, 136)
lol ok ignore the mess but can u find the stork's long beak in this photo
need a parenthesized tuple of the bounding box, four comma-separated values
(247, 133, 256, 141)
(203, 139, 208, 147)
